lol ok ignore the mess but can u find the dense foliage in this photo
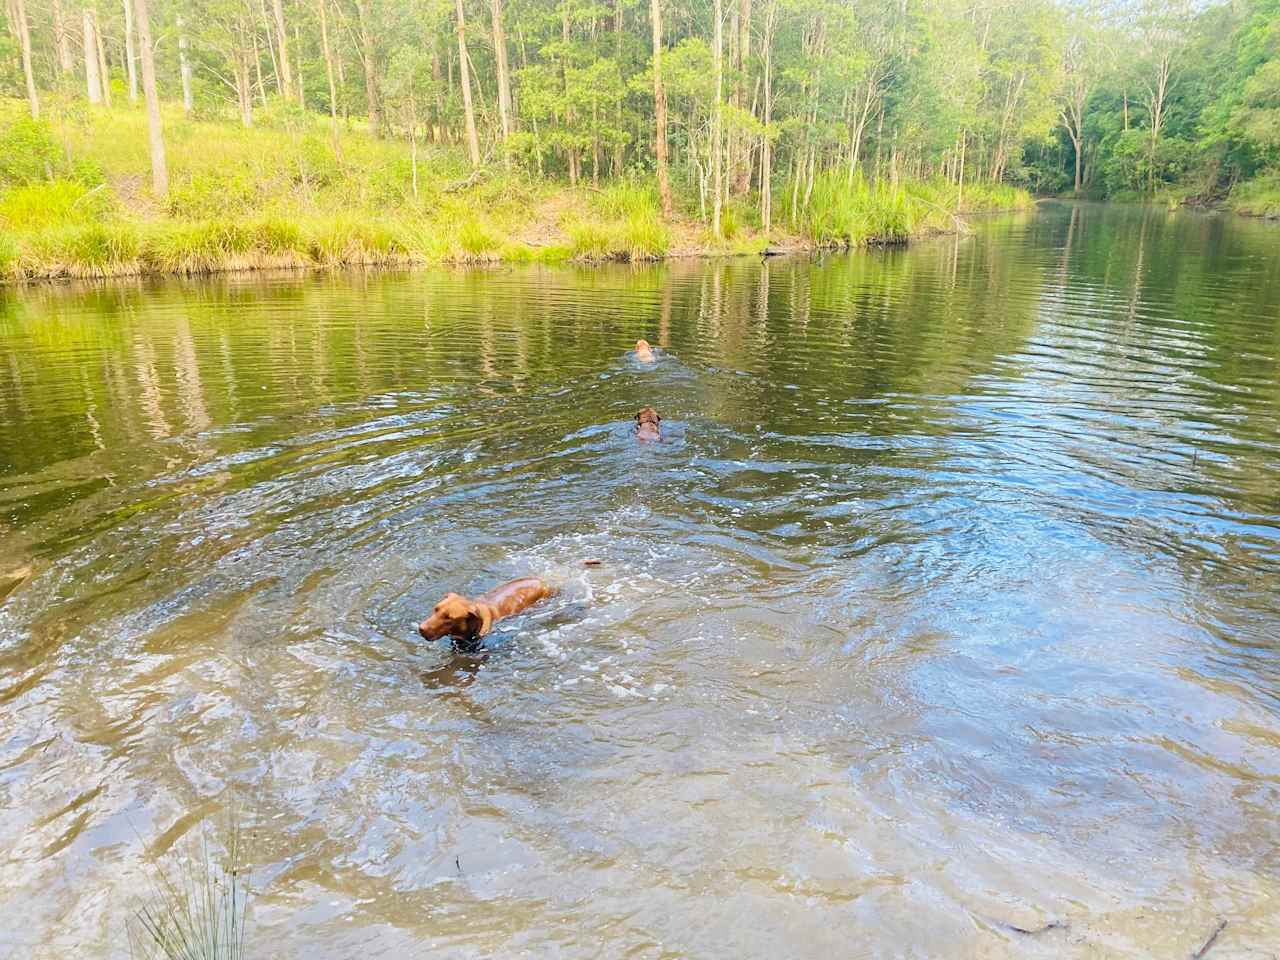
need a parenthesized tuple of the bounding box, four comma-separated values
(1, 0, 1277, 221)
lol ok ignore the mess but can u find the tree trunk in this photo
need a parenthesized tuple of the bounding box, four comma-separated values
(52, 0, 74, 77)
(711, 0, 723, 235)
(456, 0, 482, 167)
(252, 31, 268, 107)
(760, 0, 776, 232)
(272, 0, 294, 101)
(94, 9, 111, 106)
(730, 0, 752, 195)
(122, 0, 138, 102)
(259, 0, 281, 94)
(612, 0, 624, 174)
(178, 17, 194, 115)
(133, 0, 167, 195)
(491, 0, 513, 162)
(83, 8, 103, 104)
(295, 25, 305, 110)
(1073, 135, 1082, 192)
(356, 0, 382, 133)
(13, 0, 39, 118)
(651, 0, 672, 217)
(317, 0, 340, 145)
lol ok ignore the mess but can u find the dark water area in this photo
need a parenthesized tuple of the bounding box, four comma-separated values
(1, 202, 1278, 958)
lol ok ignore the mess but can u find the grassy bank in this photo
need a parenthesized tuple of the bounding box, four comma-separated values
(0, 99, 1031, 283)
(1228, 175, 1280, 220)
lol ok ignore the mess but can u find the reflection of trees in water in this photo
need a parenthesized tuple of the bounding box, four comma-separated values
(1, 211, 1278, 528)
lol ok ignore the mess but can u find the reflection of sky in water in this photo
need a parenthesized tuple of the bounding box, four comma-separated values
(0, 204, 1279, 958)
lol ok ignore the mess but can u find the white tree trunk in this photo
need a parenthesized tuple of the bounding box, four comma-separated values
(711, 0, 723, 236)
(133, 0, 168, 196)
(122, 0, 138, 102)
(178, 18, 193, 114)
(14, 0, 39, 118)
(456, 0, 482, 167)
(83, 8, 102, 104)
(94, 9, 111, 106)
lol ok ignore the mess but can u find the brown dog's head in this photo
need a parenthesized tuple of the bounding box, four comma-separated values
(419, 592, 482, 642)
(636, 406, 662, 440)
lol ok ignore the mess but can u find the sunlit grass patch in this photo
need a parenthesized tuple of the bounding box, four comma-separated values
(0, 179, 114, 230)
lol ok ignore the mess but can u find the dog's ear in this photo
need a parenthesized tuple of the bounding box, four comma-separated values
(635, 410, 643, 422)
(463, 603, 484, 639)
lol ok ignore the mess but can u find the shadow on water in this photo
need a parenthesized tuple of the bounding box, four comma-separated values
(1, 204, 1280, 958)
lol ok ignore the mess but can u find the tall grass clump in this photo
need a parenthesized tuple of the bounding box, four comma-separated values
(25, 221, 143, 277)
(127, 817, 248, 960)
(594, 179, 661, 220)
(251, 218, 308, 258)
(144, 221, 253, 275)
(455, 218, 502, 260)
(306, 216, 408, 265)
(616, 212, 671, 259)
(797, 172, 930, 247)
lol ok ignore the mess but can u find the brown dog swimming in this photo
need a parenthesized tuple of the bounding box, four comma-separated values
(634, 339, 656, 363)
(419, 577, 556, 651)
(636, 406, 662, 442)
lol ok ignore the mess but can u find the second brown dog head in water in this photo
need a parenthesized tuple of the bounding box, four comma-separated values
(636, 406, 662, 442)
(635, 339, 656, 363)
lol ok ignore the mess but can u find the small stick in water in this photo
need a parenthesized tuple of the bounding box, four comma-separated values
(1190, 918, 1227, 960)
(582, 558, 603, 567)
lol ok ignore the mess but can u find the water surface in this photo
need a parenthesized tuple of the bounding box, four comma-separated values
(2, 203, 1279, 958)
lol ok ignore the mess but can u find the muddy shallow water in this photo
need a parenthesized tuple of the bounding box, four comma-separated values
(1, 203, 1279, 958)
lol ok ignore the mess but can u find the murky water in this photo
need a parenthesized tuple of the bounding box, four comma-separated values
(2, 203, 1279, 958)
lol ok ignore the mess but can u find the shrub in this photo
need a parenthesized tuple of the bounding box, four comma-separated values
(0, 116, 59, 185)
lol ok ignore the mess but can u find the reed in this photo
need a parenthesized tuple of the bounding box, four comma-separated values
(127, 817, 249, 960)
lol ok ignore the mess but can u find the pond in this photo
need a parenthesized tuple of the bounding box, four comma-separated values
(1, 203, 1279, 958)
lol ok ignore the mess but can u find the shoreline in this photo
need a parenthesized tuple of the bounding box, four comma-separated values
(0, 216, 988, 288)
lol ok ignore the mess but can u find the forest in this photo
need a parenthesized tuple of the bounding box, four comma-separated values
(0, 0, 1278, 277)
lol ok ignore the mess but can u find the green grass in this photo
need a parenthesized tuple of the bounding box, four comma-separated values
(0, 97, 1017, 280)
(1229, 174, 1280, 219)
(790, 173, 1032, 248)
(567, 211, 670, 261)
